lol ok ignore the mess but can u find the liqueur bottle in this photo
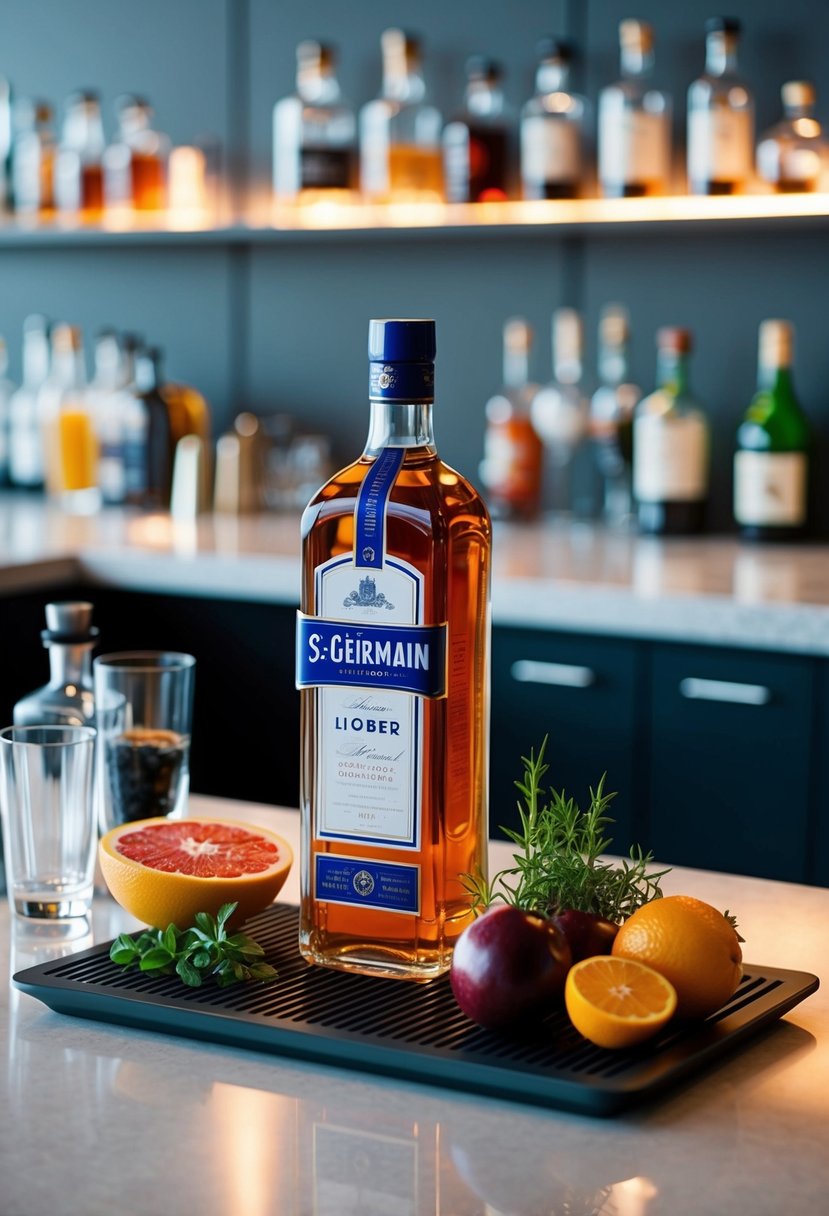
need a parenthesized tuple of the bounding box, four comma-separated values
(443, 57, 511, 203)
(633, 327, 709, 535)
(297, 319, 491, 980)
(598, 20, 671, 199)
(757, 82, 828, 193)
(479, 317, 543, 519)
(589, 304, 640, 527)
(0, 336, 13, 484)
(134, 346, 173, 508)
(8, 314, 50, 488)
(54, 90, 106, 220)
(360, 30, 443, 202)
(520, 39, 586, 200)
(530, 307, 589, 515)
(687, 17, 753, 195)
(38, 323, 100, 513)
(104, 95, 169, 212)
(273, 41, 356, 202)
(734, 320, 808, 541)
(11, 100, 56, 216)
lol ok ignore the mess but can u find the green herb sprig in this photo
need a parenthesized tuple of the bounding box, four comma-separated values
(109, 902, 278, 989)
(465, 739, 670, 922)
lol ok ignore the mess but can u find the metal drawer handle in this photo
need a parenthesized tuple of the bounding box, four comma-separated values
(511, 660, 596, 689)
(679, 677, 772, 706)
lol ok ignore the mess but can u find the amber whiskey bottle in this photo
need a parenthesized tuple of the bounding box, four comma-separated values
(297, 319, 491, 980)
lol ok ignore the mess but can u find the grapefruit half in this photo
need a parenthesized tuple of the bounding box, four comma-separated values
(99, 817, 293, 929)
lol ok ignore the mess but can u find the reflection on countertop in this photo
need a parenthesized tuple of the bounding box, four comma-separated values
(2, 494, 829, 652)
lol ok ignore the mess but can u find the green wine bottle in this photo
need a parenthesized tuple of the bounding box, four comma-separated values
(734, 320, 809, 541)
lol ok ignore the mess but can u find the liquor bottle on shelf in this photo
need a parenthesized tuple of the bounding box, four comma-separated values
(0, 336, 14, 484)
(38, 323, 100, 513)
(11, 100, 56, 216)
(8, 315, 50, 489)
(734, 320, 808, 541)
(13, 601, 97, 727)
(687, 17, 753, 196)
(273, 41, 356, 203)
(360, 29, 443, 203)
(88, 329, 130, 504)
(633, 327, 709, 535)
(135, 346, 173, 508)
(598, 20, 671, 199)
(296, 318, 491, 980)
(530, 307, 589, 515)
(756, 82, 828, 193)
(443, 57, 511, 203)
(589, 304, 640, 527)
(0, 76, 11, 211)
(104, 95, 169, 212)
(54, 90, 106, 220)
(520, 39, 586, 200)
(479, 317, 543, 519)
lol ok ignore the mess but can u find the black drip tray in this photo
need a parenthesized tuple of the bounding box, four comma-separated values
(13, 902, 819, 1116)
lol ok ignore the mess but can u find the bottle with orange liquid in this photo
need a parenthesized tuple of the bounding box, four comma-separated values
(54, 91, 105, 221)
(479, 318, 543, 519)
(104, 95, 169, 213)
(38, 324, 100, 513)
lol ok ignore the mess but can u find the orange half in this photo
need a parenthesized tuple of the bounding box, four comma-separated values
(565, 955, 678, 1049)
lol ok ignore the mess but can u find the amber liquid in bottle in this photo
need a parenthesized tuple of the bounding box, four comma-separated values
(299, 396, 491, 981)
(131, 152, 165, 210)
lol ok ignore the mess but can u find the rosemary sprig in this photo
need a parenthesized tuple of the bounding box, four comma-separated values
(464, 738, 670, 922)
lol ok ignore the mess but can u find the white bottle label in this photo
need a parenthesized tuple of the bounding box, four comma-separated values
(521, 116, 581, 184)
(599, 100, 669, 187)
(633, 413, 709, 502)
(734, 451, 807, 526)
(688, 108, 752, 185)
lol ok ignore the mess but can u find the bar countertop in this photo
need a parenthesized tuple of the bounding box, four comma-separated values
(3, 494, 829, 653)
(2, 795, 827, 1216)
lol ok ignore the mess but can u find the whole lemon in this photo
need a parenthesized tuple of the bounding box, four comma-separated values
(612, 895, 742, 1020)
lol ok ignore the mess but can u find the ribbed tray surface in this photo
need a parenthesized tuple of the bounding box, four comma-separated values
(13, 902, 818, 1116)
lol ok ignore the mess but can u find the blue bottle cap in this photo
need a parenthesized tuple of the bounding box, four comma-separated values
(368, 319, 436, 364)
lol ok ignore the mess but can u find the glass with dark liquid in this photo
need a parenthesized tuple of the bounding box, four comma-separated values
(94, 652, 195, 832)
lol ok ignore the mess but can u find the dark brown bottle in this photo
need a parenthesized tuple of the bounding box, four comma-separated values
(135, 347, 173, 508)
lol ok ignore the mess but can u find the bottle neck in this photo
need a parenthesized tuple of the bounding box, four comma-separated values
(705, 31, 739, 77)
(599, 342, 629, 388)
(298, 67, 341, 106)
(536, 60, 570, 95)
(383, 61, 426, 103)
(23, 333, 50, 386)
(657, 350, 691, 395)
(364, 400, 436, 456)
(48, 642, 93, 689)
(620, 44, 653, 79)
(759, 361, 794, 397)
(504, 347, 529, 390)
(466, 79, 504, 118)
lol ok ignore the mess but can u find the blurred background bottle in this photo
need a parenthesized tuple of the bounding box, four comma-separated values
(273, 41, 356, 203)
(589, 304, 640, 527)
(135, 345, 173, 508)
(11, 99, 56, 216)
(8, 315, 50, 489)
(54, 90, 105, 219)
(104, 94, 169, 212)
(520, 39, 586, 200)
(687, 17, 753, 195)
(598, 20, 671, 198)
(479, 317, 543, 519)
(633, 327, 709, 535)
(734, 319, 809, 541)
(38, 323, 100, 513)
(757, 82, 828, 192)
(360, 29, 443, 202)
(0, 337, 14, 485)
(443, 57, 511, 203)
(531, 307, 588, 515)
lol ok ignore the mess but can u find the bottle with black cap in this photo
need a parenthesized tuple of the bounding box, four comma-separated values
(520, 39, 586, 200)
(272, 41, 356, 201)
(687, 17, 754, 195)
(13, 601, 98, 726)
(443, 56, 511, 203)
(297, 318, 491, 981)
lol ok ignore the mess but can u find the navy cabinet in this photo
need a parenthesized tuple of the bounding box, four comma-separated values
(490, 629, 642, 851)
(647, 644, 816, 883)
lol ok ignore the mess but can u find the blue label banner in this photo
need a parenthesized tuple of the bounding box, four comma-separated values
(354, 446, 405, 569)
(369, 362, 435, 403)
(296, 614, 447, 697)
(315, 854, 419, 914)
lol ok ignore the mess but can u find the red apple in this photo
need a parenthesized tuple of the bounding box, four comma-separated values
(550, 909, 619, 963)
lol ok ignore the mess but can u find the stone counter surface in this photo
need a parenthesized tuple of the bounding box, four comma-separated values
(2, 796, 827, 1216)
(3, 495, 829, 653)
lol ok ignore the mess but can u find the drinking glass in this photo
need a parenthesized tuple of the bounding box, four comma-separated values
(0, 725, 97, 918)
(94, 652, 195, 833)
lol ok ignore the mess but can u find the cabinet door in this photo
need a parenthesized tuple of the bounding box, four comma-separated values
(648, 645, 815, 883)
(490, 629, 641, 849)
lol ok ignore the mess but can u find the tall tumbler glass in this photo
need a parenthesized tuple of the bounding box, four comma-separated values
(94, 652, 196, 833)
(0, 725, 97, 918)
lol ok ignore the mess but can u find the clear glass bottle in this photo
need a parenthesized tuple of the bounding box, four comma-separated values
(104, 95, 169, 212)
(13, 602, 97, 727)
(530, 307, 589, 514)
(87, 330, 129, 504)
(590, 304, 641, 527)
(8, 315, 50, 489)
(757, 82, 828, 193)
(443, 57, 511, 203)
(273, 41, 356, 202)
(54, 90, 106, 220)
(479, 317, 543, 518)
(360, 29, 444, 202)
(598, 20, 671, 198)
(11, 99, 56, 216)
(38, 323, 100, 512)
(135, 346, 173, 509)
(0, 336, 14, 485)
(297, 319, 491, 980)
(633, 327, 709, 535)
(687, 17, 754, 195)
(734, 320, 809, 541)
(0, 75, 11, 212)
(520, 39, 587, 200)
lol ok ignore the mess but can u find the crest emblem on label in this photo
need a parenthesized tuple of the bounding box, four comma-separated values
(353, 870, 375, 897)
(344, 575, 395, 610)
